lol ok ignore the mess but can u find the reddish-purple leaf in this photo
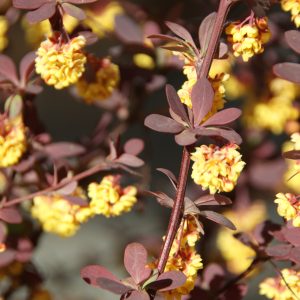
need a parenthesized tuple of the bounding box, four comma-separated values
(202, 108, 241, 127)
(253, 221, 280, 246)
(194, 194, 232, 206)
(124, 243, 151, 284)
(81, 265, 119, 287)
(282, 227, 300, 247)
(266, 244, 292, 258)
(56, 180, 77, 195)
(165, 84, 189, 123)
(199, 12, 216, 52)
(26, 3, 56, 24)
(126, 291, 150, 300)
(116, 153, 144, 167)
(97, 277, 132, 295)
(62, 3, 86, 20)
(283, 150, 300, 160)
(157, 168, 178, 188)
(0, 207, 22, 224)
(200, 211, 236, 230)
(13, 0, 46, 9)
(43, 142, 85, 159)
(175, 129, 197, 146)
(290, 247, 300, 264)
(214, 128, 242, 145)
(115, 15, 143, 43)
(124, 139, 144, 156)
(0, 55, 19, 85)
(78, 31, 98, 45)
(25, 84, 43, 94)
(273, 63, 300, 84)
(63, 196, 88, 206)
(148, 34, 185, 44)
(147, 271, 186, 292)
(165, 21, 197, 50)
(0, 250, 16, 268)
(191, 78, 214, 126)
(145, 114, 184, 134)
(146, 191, 174, 208)
(285, 30, 300, 54)
(19, 52, 36, 87)
(67, 0, 98, 4)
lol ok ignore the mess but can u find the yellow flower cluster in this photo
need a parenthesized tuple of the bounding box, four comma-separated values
(35, 35, 86, 89)
(0, 115, 27, 168)
(177, 65, 228, 122)
(133, 53, 155, 70)
(274, 193, 300, 227)
(225, 17, 271, 61)
(259, 268, 300, 300)
(31, 188, 93, 237)
(88, 175, 137, 217)
(281, 0, 300, 27)
(0, 16, 8, 52)
(160, 216, 203, 299)
(217, 202, 267, 274)
(76, 58, 120, 103)
(191, 144, 245, 194)
(244, 78, 299, 134)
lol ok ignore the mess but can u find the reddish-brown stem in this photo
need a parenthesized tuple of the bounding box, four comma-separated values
(157, 0, 234, 274)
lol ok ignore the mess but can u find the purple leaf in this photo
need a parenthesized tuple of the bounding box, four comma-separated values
(194, 194, 232, 206)
(144, 114, 184, 134)
(97, 277, 132, 295)
(199, 12, 216, 52)
(165, 84, 189, 123)
(56, 180, 77, 195)
(285, 30, 300, 54)
(290, 247, 300, 264)
(165, 21, 197, 50)
(13, 0, 46, 9)
(115, 15, 143, 43)
(147, 271, 186, 292)
(191, 78, 214, 126)
(283, 150, 300, 160)
(78, 31, 98, 45)
(43, 142, 85, 159)
(214, 128, 242, 145)
(148, 34, 185, 44)
(200, 211, 236, 230)
(81, 265, 119, 287)
(156, 168, 178, 188)
(67, 0, 98, 4)
(202, 108, 241, 127)
(62, 3, 86, 20)
(175, 129, 197, 146)
(19, 52, 36, 87)
(124, 243, 151, 285)
(63, 196, 88, 206)
(116, 153, 144, 167)
(124, 139, 144, 156)
(146, 191, 174, 208)
(273, 63, 300, 84)
(0, 55, 19, 85)
(253, 221, 280, 246)
(26, 3, 56, 24)
(126, 291, 150, 300)
(266, 244, 292, 258)
(0, 250, 16, 268)
(282, 227, 300, 247)
(0, 207, 22, 224)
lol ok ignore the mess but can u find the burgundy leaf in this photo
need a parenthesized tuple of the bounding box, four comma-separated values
(62, 3, 86, 20)
(66, 0, 98, 4)
(253, 221, 280, 246)
(116, 153, 144, 167)
(165, 84, 189, 123)
(0, 250, 16, 268)
(214, 128, 242, 145)
(115, 15, 143, 43)
(290, 247, 300, 264)
(19, 52, 36, 87)
(283, 150, 300, 160)
(43, 142, 85, 159)
(199, 12, 217, 52)
(285, 30, 300, 54)
(147, 271, 186, 292)
(144, 114, 184, 134)
(146, 191, 174, 208)
(273, 63, 300, 84)
(97, 277, 132, 295)
(194, 194, 232, 206)
(191, 78, 214, 126)
(175, 129, 197, 146)
(165, 21, 197, 50)
(0, 207, 22, 224)
(81, 265, 119, 287)
(56, 180, 77, 195)
(148, 34, 186, 44)
(13, 0, 46, 9)
(202, 108, 241, 127)
(0, 55, 19, 85)
(78, 31, 98, 45)
(282, 227, 300, 247)
(200, 210, 236, 230)
(124, 139, 144, 156)
(124, 243, 151, 284)
(184, 197, 201, 215)
(266, 244, 292, 258)
(157, 168, 178, 188)
(26, 3, 56, 24)
(126, 291, 150, 300)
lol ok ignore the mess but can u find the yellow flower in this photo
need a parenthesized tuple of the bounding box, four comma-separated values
(291, 132, 300, 150)
(0, 115, 27, 168)
(259, 268, 300, 300)
(35, 35, 86, 89)
(0, 16, 8, 52)
(275, 193, 300, 227)
(31, 187, 93, 237)
(84, 2, 123, 38)
(191, 144, 245, 194)
(88, 175, 137, 217)
(76, 58, 120, 103)
(133, 53, 155, 70)
(225, 17, 271, 61)
(32, 289, 52, 300)
(154, 216, 203, 299)
(217, 202, 266, 274)
(281, 0, 300, 27)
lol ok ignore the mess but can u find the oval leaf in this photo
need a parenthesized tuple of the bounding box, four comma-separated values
(19, 52, 36, 87)
(0, 207, 22, 224)
(175, 129, 197, 146)
(62, 3, 86, 20)
(0, 54, 19, 85)
(115, 15, 143, 43)
(124, 139, 144, 156)
(13, 0, 45, 9)
(97, 277, 132, 295)
(285, 30, 300, 54)
(116, 153, 144, 167)
(26, 3, 56, 24)
(145, 114, 183, 134)
(200, 210, 236, 230)
(202, 108, 241, 127)
(147, 271, 186, 292)
(43, 142, 85, 159)
(273, 63, 300, 84)
(199, 12, 217, 52)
